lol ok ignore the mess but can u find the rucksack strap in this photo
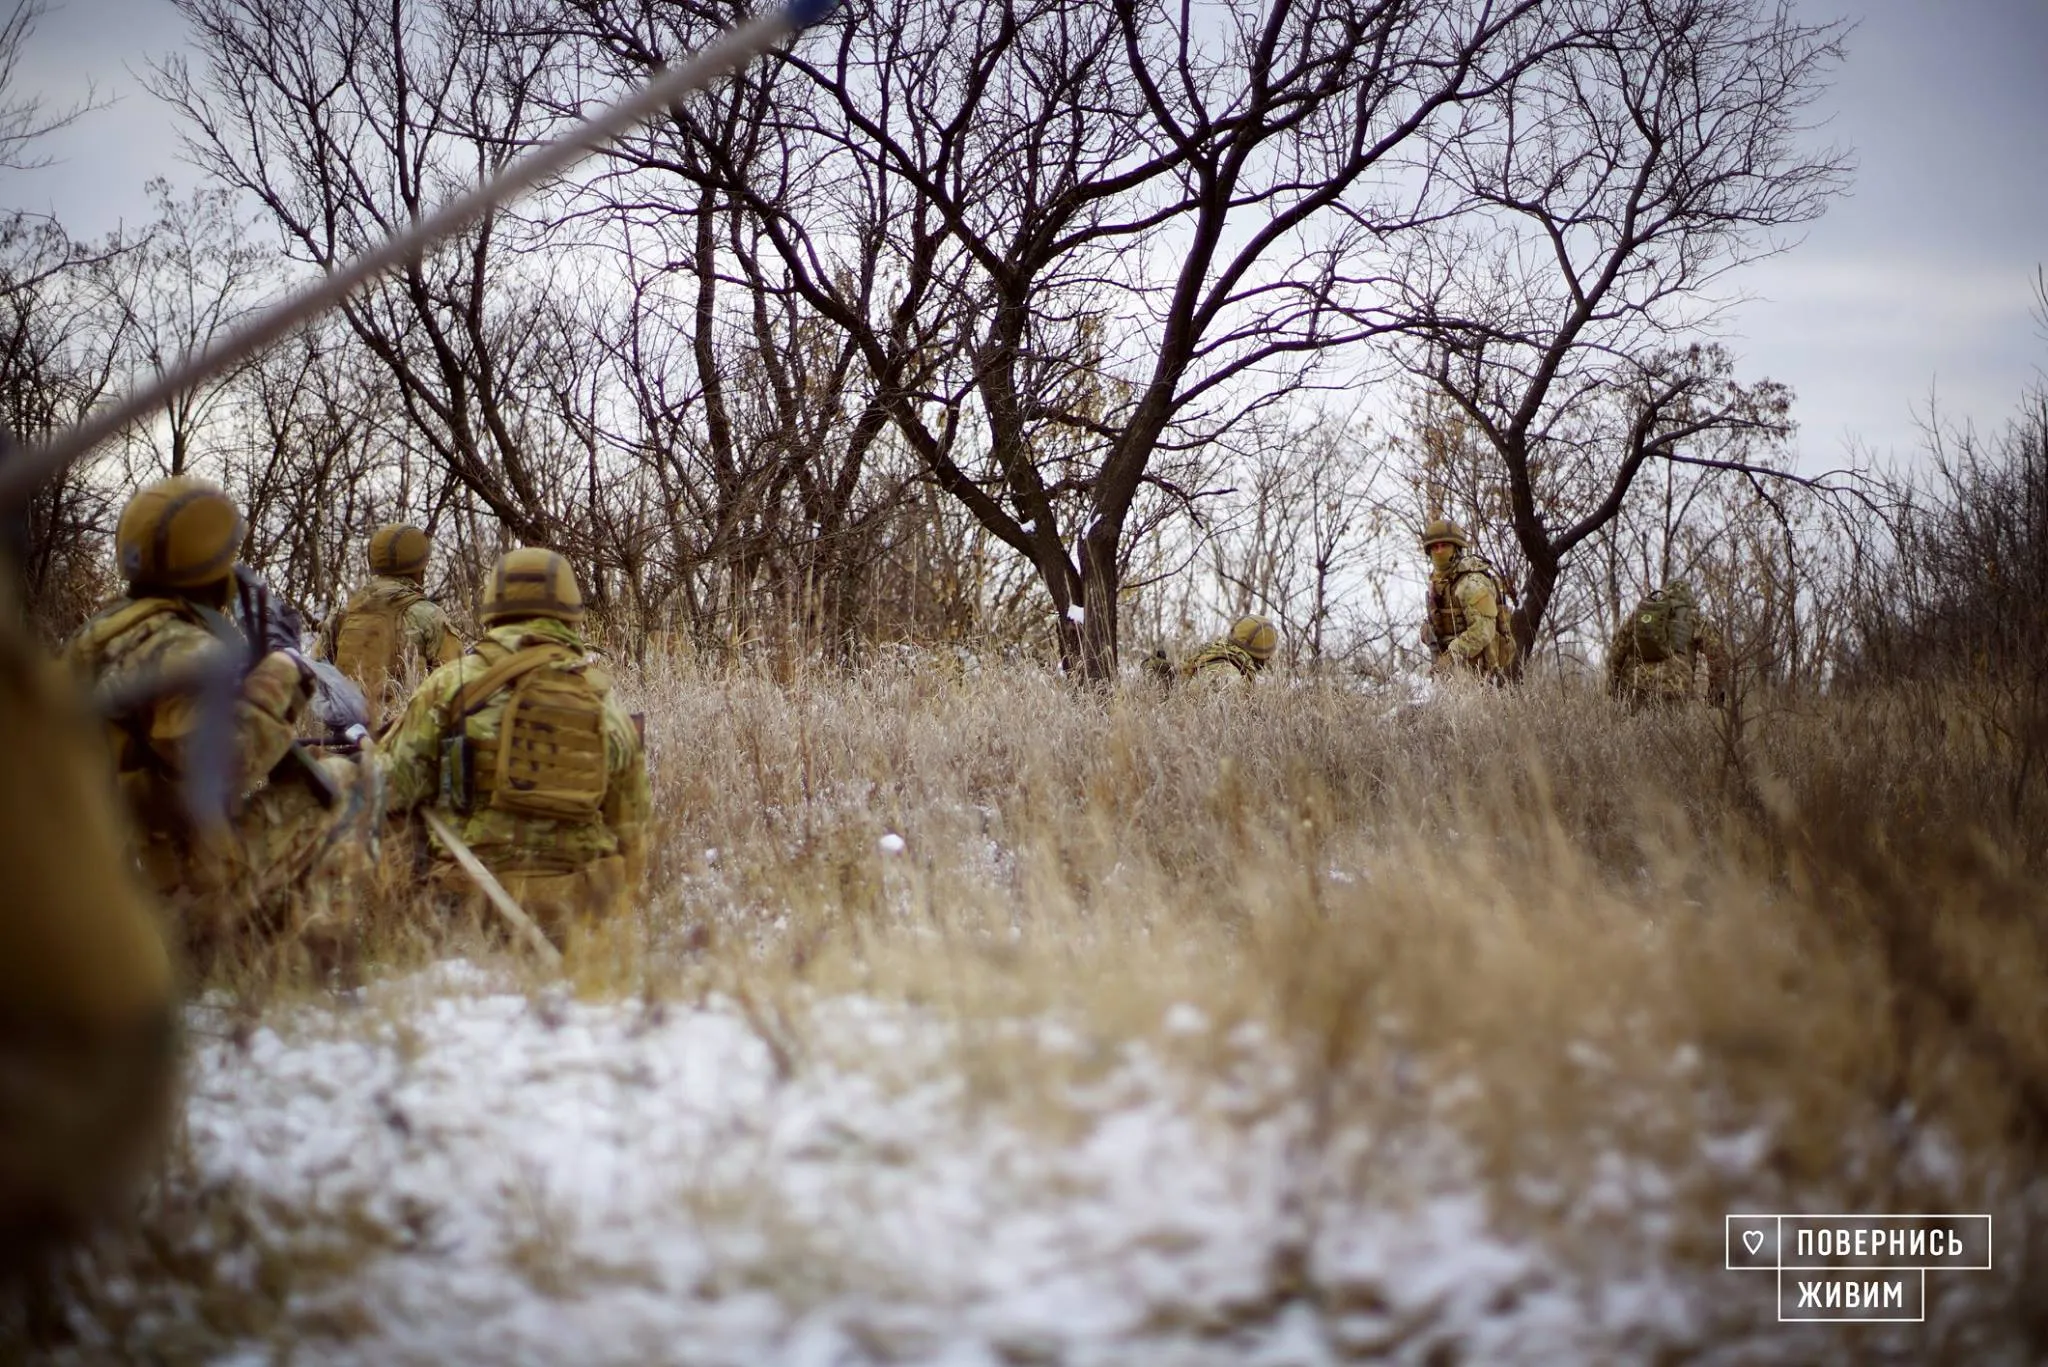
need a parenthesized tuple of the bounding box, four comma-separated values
(82, 596, 187, 653)
(346, 580, 426, 613)
(1452, 555, 1510, 601)
(454, 643, 579, 720)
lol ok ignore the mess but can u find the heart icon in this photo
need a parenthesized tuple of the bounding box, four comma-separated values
(1743, 1230, 1765, 1255)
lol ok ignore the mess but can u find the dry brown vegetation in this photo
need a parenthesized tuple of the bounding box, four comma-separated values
(29, 655, 2045, 1360)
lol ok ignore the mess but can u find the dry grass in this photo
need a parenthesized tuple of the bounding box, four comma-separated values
(29, 655, 2048, 1358)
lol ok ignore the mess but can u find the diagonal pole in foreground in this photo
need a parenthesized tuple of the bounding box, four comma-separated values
(423, 808, 566, 970)
(0, 0, 838, 511)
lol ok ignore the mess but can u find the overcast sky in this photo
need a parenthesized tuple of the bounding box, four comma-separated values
(7, 0, 2046, 476)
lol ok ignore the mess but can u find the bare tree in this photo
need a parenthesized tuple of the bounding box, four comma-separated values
(566, 0, 1550, 678)
(1194, 411, 1388, 663)
(1389, 0, 1851, 656)
(0, 0, 134, 630)
(0, 0, 107, 174)
(553, 152, 922, 652)
(104, 180, 277, 477)
(1844, 360, 2048, 821)
(151, 0, 575, 545)
(0, 215, 132, 630)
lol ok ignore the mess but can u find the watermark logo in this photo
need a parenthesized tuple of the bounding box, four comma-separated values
(1726, 1215, 1992, 1322)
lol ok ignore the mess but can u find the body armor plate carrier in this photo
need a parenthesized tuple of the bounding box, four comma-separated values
(444, 643, 609, 822)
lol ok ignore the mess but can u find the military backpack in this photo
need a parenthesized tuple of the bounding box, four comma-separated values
(332, 585, 424, 704)
(1620, 590, 1698, 665)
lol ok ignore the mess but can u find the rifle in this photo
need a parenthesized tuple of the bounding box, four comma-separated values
(232, 565, 373, 739)
(233, 563, 306, 658)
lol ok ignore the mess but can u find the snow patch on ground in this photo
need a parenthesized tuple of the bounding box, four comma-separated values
(127, 963, 1728, 1364)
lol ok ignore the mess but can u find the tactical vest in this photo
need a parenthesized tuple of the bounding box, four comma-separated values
(76, 597, 219, 783)
(332, 584, 426, 706)
(1428, 553, 1517, 673)
(442, 641, 610, 823)
(1180, 640, 1259, 682)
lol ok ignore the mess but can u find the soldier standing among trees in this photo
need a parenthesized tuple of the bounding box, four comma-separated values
(1420, 519, 1517, 683)
(1607, 580, 1727, 708)
(319, 523, 462, 729)
(379, 548, 650, 951)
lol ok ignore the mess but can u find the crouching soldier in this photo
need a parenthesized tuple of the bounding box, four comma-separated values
(65, 477, 376, 979)
(1179, 614, 1279, 691)
(378, 549, 650, 950)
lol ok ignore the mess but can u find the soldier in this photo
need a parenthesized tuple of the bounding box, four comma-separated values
(379, 548, 650, 950)
(319, 522, 462, 728)
(1607, 580, 1727, 709)
(1179, 614, 1280, 689)
(65, 477, 376, 978)
(0, 549, 176, 1290)
(1420, 519, 1516, 683)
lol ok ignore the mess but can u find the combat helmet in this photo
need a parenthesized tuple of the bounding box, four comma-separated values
(1418, 518, 1471, 551)
(1227, 614, 1279, 662)
(114, 476, 245, 590)
(479, 547, 584, 626)
(368, 523, 431, 578)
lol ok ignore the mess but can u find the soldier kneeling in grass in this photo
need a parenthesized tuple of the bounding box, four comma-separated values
(378, 548, 650, 951)
(319, 523, 463, 731)
(1174, 614, 1280, 692)
(67, 477, 376, 980)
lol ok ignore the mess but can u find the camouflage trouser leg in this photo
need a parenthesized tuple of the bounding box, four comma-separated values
(180, 756, 382, 980)
(1615, 658, 1700, 709)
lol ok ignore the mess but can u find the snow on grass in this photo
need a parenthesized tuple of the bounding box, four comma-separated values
(79, 961, 1770, 1366)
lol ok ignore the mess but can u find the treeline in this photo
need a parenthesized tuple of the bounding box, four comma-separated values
(3, 0, 2039, 710)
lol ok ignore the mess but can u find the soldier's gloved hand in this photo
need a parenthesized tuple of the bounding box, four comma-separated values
(275, 647, 319, 693)
(244, 649, 316, 723)
(1428, 651, 1457, 681)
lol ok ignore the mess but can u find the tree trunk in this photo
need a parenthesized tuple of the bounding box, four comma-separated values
(1514, 552, 1561, 667)
(1042, 514, 1122, 683)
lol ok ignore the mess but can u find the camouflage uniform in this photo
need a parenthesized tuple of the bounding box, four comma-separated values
(1, 563, 175, 1269)
(1608, 596, 1727, 708)
(1170, 615, 1278, 693)
(1425, 550, 1514, 681)
(1180, 639, 1264, 691)
(379, 615, 651, 947)
(319, 573, 461, 724)
(66, 596, 377, 971)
